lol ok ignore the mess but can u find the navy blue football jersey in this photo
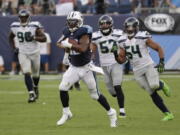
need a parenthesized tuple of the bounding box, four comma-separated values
(62, 25, 93, 67)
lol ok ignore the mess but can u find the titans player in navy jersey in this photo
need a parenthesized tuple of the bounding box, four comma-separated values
(56, 11, 117, 127)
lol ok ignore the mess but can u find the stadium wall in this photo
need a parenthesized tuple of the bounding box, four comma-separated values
(0, 15, 179, 71)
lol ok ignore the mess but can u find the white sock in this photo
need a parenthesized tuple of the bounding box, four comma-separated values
(107, 108, 114, 115)
(29, 91, 35, 94)
(120, 108, 125, 113)
(63, 107, 70, 113)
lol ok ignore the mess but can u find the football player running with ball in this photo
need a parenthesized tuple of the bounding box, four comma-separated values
(56, 11, 117, 127)
(115, 17, 174, 121)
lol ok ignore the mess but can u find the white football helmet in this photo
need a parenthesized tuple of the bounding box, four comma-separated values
(67, 11, 83, 32)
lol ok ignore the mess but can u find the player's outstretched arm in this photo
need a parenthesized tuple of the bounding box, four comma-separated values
(146, 38, 164, 59)
(146, 38, 165, 73)
(35, 28, 47, 42)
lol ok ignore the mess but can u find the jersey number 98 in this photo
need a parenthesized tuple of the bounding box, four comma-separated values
(17, 32, 33, 43)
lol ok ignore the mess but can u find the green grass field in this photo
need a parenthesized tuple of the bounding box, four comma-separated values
(0, 74, 179, 135)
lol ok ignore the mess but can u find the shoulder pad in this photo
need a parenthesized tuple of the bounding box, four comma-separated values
(113, 29, 123, 35)
(118, 35, 127, 44)
(11, 22, 20, 27)
(82, 25, 93, 34)
(29, 21, 43, 28)
(135, 31, 152, 39)
(112, 29, 123, 37)
(92, 31, 102, 41)
(76, 26, 93, 37)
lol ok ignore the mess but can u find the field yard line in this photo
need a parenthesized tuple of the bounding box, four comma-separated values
(0, 74, 179, 95)
(0, 74, 180, 81)
(0, 91, 25, 94)
(40, 84, 57, 88)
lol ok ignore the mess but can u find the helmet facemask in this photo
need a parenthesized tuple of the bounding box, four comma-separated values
(98, 15, 113, 35)
(125, 25, 138, 37)
(124, 17, 139, 38)
(19, 15, 30, 26)
(67, 19, 82, 32)
(99, 21, 112, 35)
(66, 11, 83, 32)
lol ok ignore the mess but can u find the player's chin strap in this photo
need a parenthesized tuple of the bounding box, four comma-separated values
(88, 62, 104, 75)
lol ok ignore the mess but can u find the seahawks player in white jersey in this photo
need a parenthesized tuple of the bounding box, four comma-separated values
(9, 9, 46, 103)
(56, 11, 117, 127)
(116, 17, 174, 121)
(91, 15, 126, 118)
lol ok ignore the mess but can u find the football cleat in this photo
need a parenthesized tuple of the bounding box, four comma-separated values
(107, 108, 117, 127)
(28, 93, 36, 103)
(162, 112, 174, 121)
(161, 80, 171, 97)
(9, 71, 16, 75)
(57, 111, 73, 126)
(119, 112, 126, 118)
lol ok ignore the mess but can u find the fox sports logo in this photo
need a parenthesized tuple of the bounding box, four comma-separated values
(144, 14, 175, 32)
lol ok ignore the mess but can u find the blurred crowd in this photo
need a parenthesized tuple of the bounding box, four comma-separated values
(1, 0, 180, 16)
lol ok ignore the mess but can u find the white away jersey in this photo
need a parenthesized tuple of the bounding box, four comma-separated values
(118, 31, 154, 71)
(92, 29, 123, 66)
(10, 21, 42, 54)
(0, 55, 4, 66)
(39, 33, 51, 55)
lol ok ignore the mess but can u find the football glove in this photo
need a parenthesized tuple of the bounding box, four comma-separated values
(61, 38, 72, 48)
(111, 45, 118, 58)
(156, 58, 165, 73)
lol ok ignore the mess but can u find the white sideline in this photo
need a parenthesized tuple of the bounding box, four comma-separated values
(0, 75, 179, 95)
(0, 74, 180, 81)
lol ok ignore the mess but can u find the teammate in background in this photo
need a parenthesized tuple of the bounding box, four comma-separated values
(91, 15, 126, 118)
(56, 11, 117, 127)
(38, 28, 51, 74)
(116, 17, 174, 121)
(9, 37, 21, 75)
(0, 55, 5, 74)
(9, 9, 46, 103)
(62, 50, 81, 90)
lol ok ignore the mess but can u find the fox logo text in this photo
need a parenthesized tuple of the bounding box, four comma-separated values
(144, 14, 175, 32)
